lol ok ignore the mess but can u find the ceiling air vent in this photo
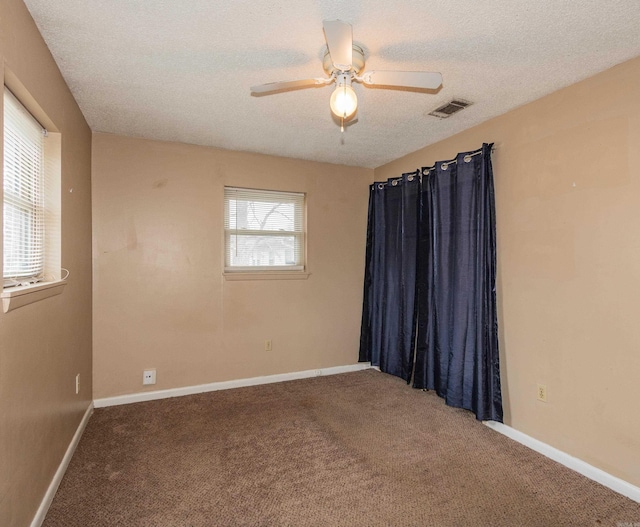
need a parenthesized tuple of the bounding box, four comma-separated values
(428, 99, 472, 119)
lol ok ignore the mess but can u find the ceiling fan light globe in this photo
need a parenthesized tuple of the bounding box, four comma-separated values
(330, 85, 358, 119)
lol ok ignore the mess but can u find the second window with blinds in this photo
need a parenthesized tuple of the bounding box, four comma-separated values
(224, 187, 305, 272)
(4, 87, 45, 286)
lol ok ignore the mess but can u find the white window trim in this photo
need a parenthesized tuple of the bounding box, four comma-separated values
(2, 83, 64, 310)
(1, 279, 66, 313)
(224, 186, 306, 275)
(222, 271, 310, 281)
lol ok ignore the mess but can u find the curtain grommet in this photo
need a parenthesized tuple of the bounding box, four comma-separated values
(464, 155, 472, 163)
(408, 175, 414, 182)
(442, 163, 448, 170)
(378, 183, 384, 189)
(392, 180, 398, 186)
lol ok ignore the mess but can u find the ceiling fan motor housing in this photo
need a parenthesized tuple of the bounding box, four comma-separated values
(323, 45, 365, 75)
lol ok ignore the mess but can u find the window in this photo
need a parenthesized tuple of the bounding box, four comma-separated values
(224, 187, 305, 272)
(3, 88, 46, 287)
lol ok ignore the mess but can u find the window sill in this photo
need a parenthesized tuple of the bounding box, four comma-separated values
(223, 271, 311, 281)
(1, 280, 67, 313)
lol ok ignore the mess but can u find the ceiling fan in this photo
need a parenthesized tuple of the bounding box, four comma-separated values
(250, 20, 443, 130)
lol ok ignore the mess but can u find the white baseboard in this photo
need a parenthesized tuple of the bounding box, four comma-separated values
(94, 363, 372, 408)
(485, 421, 640, 503)
(31, 402, 94, 527)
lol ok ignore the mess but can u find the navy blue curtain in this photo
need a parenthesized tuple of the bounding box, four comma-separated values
(358, 172, 420, 382)
(359, 144, 502, 422)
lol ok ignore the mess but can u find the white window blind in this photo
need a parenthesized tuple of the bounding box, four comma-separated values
(224, 187, 305, 271)
(3, 87, 45, 285)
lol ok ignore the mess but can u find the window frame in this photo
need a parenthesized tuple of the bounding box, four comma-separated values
(223, 186, 306, 274)
(1, 81, 65, 312)
(3, 87, 46, 287)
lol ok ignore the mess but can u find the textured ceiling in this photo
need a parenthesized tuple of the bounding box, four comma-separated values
(22, 0, 640, 168)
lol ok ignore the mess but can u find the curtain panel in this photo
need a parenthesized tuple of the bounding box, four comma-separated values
(359, 143, 503, 422)
(358, 172, 420, 382)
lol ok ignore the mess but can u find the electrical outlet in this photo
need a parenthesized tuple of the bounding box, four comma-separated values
(537, 383, 547, 402)
(75, 374, 80, 395)
(143, 369, 157, 385)
(264, 340, 272, 352)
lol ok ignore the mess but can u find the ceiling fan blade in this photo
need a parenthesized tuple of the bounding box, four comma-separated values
(360, 71, 443, 90)
(323, 20, 353, 71)
(250, 78, 328, 95)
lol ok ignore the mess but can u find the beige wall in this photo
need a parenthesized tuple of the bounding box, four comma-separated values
(92, 133, 373, 399)
(376, 57, 640, 488)
(0, 1, 93, 526)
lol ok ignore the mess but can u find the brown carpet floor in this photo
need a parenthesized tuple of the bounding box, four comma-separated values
(43, 370, 640, 526)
